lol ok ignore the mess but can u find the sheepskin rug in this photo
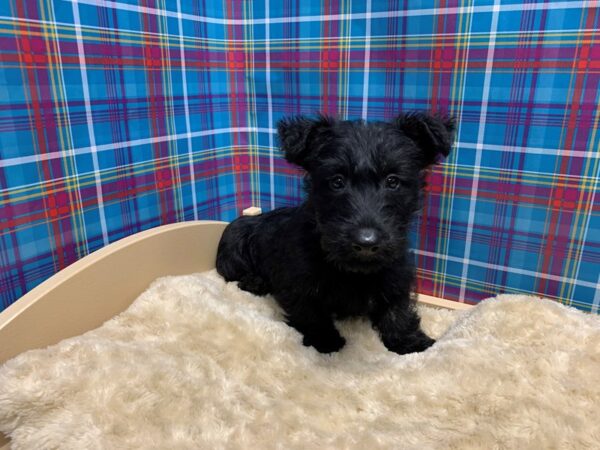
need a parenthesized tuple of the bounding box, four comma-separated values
(1, 271, 599, 449)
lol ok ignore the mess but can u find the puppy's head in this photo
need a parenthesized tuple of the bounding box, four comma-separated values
(277, 112, 455, 273)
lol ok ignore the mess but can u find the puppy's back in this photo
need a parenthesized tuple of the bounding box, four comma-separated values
(216, 207, 298, 283)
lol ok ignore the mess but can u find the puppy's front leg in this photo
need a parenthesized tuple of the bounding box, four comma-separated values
(370, 302, 435, 355)
(285, 305, 346, 353)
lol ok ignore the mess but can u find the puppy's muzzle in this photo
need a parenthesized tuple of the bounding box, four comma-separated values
(351, 227, 381, 255)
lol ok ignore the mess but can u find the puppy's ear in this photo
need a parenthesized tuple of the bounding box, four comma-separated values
(277, 115, 334, 169)
(394, 112, 455, 167)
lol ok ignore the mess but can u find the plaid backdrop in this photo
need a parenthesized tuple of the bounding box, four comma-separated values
(0, 0, 599, 312)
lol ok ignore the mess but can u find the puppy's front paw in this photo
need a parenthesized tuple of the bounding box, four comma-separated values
(303, 332, 346, 354)
(389, 336, 435, 355)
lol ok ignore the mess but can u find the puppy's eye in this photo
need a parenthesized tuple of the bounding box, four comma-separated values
(385, 175, 401, 190)
(329, 175, 346, 191)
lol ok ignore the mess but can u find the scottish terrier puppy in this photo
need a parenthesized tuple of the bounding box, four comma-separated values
(216, 112, 455, 354)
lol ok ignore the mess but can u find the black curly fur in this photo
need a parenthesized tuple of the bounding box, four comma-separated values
(216, 112, 455, 354)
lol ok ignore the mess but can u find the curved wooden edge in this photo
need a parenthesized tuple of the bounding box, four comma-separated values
(0, 221, 228, 365)
(417, 294, 474, 310)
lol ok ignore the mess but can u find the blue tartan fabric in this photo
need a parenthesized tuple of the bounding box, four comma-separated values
(0, 0, 598, 312)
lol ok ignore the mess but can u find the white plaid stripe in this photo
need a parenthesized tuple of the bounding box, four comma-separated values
(71, 0, 109, 245)
(414, 249, 598, 290)
(176, 0, 199, 220)
(459, 0, 501, 301)
(360, 0, 372, 121)
(67, 0, 600, 25)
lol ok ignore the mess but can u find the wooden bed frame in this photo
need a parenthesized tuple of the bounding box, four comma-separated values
(0, 220, 470, 448)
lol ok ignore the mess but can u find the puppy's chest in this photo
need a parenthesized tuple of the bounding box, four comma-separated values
(320, 275, 379, 318)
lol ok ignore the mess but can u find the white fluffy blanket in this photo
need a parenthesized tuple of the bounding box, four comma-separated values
(1, 271, 599, 449)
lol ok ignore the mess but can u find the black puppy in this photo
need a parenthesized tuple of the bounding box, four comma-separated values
(216, 112, 455, 354)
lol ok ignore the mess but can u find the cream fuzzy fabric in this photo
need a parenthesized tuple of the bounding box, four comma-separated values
(1, 271, 599, 449)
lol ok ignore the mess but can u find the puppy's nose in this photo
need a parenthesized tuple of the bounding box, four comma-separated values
(352, 228, 380, 254)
